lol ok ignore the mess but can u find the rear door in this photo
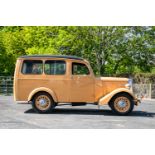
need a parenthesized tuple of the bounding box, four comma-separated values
(44, 60, 70, 102)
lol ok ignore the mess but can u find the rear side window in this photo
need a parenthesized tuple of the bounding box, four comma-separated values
(22, 60, 43, 74)
(44, 60, 66, 75)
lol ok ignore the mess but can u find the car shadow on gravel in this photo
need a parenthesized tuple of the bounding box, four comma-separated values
(24, 108, 155, 117)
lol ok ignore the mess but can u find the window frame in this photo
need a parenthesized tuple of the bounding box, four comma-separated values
(44, 60, 66, 75)
(72, 62, 90, 76)
(21, 60, 43, 75)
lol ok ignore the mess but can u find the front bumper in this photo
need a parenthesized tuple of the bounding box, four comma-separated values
(134, 98, 141, 106)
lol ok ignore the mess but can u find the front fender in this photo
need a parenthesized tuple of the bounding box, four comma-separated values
(28, 87, 58, 102)
(98, 88, 136, 106)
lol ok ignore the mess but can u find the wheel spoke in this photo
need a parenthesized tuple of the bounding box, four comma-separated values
(35, 95, 51, 111)
(114, 96, 130, 113)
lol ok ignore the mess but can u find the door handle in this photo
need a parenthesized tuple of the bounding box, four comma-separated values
(77, 76, 81, 80)
(71, 76, 81, 80)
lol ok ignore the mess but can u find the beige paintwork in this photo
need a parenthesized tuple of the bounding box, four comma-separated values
(98, 88, 136, 105)
(27, 87, 58, 102)
(14, 56, 139, 105)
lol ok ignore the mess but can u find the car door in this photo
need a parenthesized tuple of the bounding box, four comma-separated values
(44, 60, 70, 102)
(70, 62, 95, 103)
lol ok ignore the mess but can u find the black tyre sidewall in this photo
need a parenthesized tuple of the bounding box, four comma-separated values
(110, 93, 134, 115)
(32, 92, 55, 113)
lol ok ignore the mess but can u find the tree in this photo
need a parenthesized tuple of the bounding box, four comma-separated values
(0, 26, 154, 76)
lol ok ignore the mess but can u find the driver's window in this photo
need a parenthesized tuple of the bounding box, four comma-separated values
(72, 62, 90, 75)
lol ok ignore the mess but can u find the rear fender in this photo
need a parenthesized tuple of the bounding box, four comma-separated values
(28, 87, 58, 102)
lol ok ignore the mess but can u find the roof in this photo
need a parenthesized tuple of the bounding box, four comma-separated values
(19, 55, 83, 60)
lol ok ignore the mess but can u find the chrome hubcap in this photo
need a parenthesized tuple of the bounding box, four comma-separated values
(39, 98, 47, 106)
(118, 100, 126, 108)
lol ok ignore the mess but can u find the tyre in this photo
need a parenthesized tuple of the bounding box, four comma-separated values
(109, 93, 134, 115)
(32, 92, 55, 113)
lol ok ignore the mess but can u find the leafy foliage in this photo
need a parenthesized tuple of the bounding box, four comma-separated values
(0, 26, 154, 75)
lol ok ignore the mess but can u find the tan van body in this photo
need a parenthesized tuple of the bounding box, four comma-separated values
(14, 55, 139, 114)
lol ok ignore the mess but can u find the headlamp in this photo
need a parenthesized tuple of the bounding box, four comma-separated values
(125, 79, 133, 89)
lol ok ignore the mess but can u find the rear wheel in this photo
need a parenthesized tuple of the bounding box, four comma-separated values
(32, 92, 55, 113)
(109, 93, 134, 115)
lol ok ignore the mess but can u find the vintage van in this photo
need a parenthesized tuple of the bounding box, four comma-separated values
(14, 55, 140, 115)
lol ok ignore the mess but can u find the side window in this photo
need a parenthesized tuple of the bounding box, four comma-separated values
(72, 63, 90, 75)
(45, 60, 66, 75)
(22, 60, 43, 74)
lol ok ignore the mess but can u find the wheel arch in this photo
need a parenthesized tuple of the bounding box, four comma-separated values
(108, 91, 134, 104)
(98, 88, 136, 106)
(28, 87, 58, 102)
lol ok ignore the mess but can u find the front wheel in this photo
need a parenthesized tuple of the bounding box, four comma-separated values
(109, 93, 134, 115)
(32, 92, 55, 113)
